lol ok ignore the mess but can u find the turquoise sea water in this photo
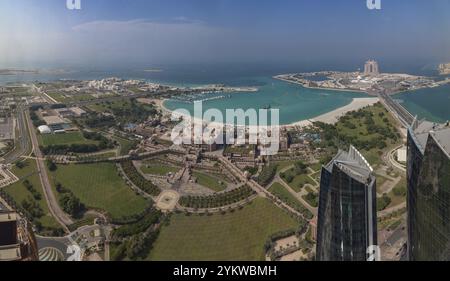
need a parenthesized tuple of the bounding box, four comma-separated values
(2, 65, 448, 124)
(164, 77, 368, 125)
(394, 84, 450, 123)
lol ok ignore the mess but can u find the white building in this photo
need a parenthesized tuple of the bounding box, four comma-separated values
(397, 146, 407, 163)
(37, 125, 52, 134)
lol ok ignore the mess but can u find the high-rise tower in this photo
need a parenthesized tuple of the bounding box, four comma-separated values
(316, 146, 377, 261)
(407, 119, 450, 261)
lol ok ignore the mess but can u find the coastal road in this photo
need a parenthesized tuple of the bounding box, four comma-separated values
(1, 105, 31, 164)
(375, 90, 414, 128)
(25, 110, 73, 231)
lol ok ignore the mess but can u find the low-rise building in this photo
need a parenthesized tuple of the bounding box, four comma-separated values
(0, 199, 38, 261)
(42, 116, 71, 132)
(37, 125, 52, 134)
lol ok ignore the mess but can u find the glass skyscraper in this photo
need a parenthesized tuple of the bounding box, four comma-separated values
(316, 146, 377, 261)
(407, 120, 450, 261)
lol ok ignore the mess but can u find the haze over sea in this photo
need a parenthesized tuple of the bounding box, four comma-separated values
(1, 63, 449, 124)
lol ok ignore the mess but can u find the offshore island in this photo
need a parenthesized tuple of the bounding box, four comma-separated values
(274, 60, 450, 126)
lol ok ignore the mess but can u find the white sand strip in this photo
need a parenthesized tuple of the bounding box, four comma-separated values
(310, 97, 379, 124)
(157, 97, 379, 129)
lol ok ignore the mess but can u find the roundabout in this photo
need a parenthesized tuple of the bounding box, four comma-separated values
(155, 189, 180, 211)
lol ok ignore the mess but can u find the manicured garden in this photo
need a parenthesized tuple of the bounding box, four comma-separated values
(121, 161, 161, 196)
(268, 182, 313, 219)
(3, 160, 61, 234)
(38, 131, 96, 146)
(141, 165, 179, 176)
(257, 165, 277, 186)
(49, 162, 149, 220)
(149, 198, 299, 261)
(179, 185, 255, 209)
(193, 171, 227, 192)
(280, 161, 316, 192)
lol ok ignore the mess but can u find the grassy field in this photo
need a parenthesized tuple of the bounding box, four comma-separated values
(38, 131, 97, 146)
(88, 100, 132, 113)
(310, 171, 321, 182)
(281, 168, 316, 192)
(268, 182, 301, 206)
(375, 173, 391, 188)
(48, 163, 148, 219)
(309, 163, 322, 172)
(268, 182, 313, 217)
(112, 135, 137, 156)
(149, 198, 298, 261)
(4, 160, 60, 230)
(272, 160, 296, 172)
(193, 171, 228, 192)
(47, 92, 101, 103)
(141, 165, 179, 176)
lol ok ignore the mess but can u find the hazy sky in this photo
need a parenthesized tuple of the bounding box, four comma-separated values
(1, 0, 449, 68)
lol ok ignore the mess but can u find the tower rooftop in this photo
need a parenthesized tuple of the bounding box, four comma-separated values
(324, 146, 375, 185)
(411, 120, 450, 157)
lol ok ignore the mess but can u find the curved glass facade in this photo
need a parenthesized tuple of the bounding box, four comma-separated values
(407, 130, 450, 260)
(316, 147, 377, 261)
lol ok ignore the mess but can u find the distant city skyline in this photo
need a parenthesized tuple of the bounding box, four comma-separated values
(0, 0, 449, 69)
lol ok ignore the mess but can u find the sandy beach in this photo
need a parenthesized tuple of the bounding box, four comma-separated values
(156, 97, 379, 129)
(312, 97, 379, 124)
(288, 97, 380, 126)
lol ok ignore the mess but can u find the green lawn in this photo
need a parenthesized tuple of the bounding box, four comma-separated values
(281, 168, 316, 192)
(141, 165, 180, 176)
(375, 173, 390, 188)
(387, 177, 407, 208)
(4, 160, 60, 230)
(309, 163, 322, 172)
(193, 171, 228, 192)
(310, 171, 321, 182)
(268, 183, 313, 219)
(47, 92, 98, 103)
(302, 193, 319, 208)
(88, 100, 132, 113)
(112, 135, 137, 156)
(38, 131, 97, 146)
(273, 160, 296, 172)
(48, 163, 148, 219)
(148, 198, 298, 261)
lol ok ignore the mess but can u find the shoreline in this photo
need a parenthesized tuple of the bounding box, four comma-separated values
(158, 97, 380, 128)
(273, 76, 368, 94)
(287, 97, 379, 126)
